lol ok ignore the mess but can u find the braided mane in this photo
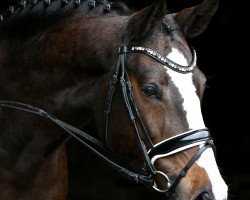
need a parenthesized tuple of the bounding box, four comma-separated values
(0, 0, 131, 25)
(0, 0, 131, 39)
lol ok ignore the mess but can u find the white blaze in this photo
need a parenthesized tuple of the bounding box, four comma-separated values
(166, 48, 228, 199)
(197, 148, 228, 200)
(165, 48, 205, 130)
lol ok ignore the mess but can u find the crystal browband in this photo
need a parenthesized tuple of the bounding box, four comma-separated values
(119, 46, 197, 73)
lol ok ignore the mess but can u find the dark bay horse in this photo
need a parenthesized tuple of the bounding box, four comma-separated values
(0, 0, 228, 199)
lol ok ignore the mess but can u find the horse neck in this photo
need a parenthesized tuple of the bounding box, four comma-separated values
(0, 4, 129, 198)
(0, 11, 128, 151)
(0, 12, 127, 100)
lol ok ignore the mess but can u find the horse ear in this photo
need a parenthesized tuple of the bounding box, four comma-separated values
(174, 0, 219, 38)
(125, 0, 167, 42)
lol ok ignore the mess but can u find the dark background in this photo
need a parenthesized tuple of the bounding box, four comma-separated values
(1, 0, 248, 199)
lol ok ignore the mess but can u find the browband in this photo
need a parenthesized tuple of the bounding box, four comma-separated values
(119, 46, 197, 73)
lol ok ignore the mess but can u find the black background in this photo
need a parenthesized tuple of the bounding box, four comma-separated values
(1, 0, 249, 199)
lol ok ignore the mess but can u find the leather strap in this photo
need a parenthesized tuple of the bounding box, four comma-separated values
(167, 140, 213, 194)
(0, 101, 154, 187)
(148, 129, 212, 161)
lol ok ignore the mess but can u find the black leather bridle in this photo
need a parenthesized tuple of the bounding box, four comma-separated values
(0, 45, 215, 194)
(103, 46, 214, 193)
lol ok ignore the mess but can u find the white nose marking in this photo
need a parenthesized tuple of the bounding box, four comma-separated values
(197, 148, 228, 200)
(165, 48, 205, 130)
(166, 47, 228, 199)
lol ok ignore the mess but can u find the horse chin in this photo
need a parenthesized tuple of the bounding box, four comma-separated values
(165, 183, 217, 200)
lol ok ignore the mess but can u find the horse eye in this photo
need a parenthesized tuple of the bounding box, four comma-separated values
(141, 85, 157, 97)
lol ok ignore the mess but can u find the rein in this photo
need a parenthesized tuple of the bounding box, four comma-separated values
(0, 100, 154, 186)
(0, 45, 214, 194)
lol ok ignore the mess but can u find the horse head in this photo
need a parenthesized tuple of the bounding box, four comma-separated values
(0, 0, 227, 199)
(95, 0, 228, 199)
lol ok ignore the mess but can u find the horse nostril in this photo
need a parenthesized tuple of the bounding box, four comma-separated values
(195, 192, 212, 200)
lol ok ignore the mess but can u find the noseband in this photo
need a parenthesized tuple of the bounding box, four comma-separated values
(0, 45, 214, 194)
